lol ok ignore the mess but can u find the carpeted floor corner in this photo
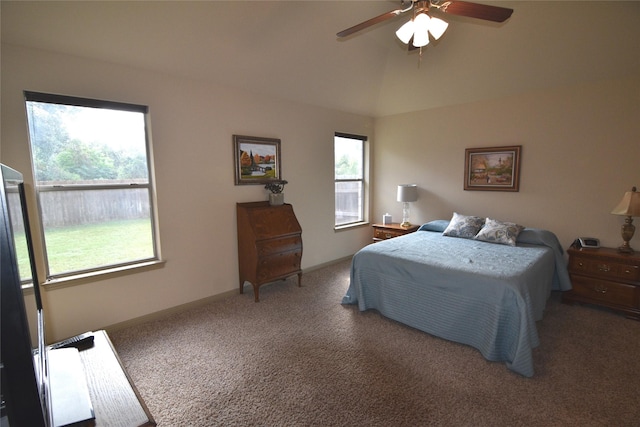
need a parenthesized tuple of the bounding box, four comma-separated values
(110, 259, 640, 426)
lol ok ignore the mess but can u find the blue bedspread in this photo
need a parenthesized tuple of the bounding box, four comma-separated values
(342, 227, 571, 377)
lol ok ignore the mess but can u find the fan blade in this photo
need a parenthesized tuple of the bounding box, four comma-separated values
(437, 1, 513, 23)
(336, 9, 404, 38)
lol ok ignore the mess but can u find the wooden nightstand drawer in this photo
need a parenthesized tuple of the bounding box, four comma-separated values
(569, 276, 637, 309)
(372, 223, 419, 242)
(564, 247, 640, 319)
(374, 228, 406, 240)
(570, 256, 640, 282)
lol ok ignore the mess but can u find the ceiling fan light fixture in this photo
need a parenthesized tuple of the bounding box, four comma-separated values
(428, 16, 449, 40)
(412, 12, 430, 47)
(395, 18, 415, 44)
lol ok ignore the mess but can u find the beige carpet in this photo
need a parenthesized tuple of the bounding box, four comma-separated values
(110, 259, 640, 426)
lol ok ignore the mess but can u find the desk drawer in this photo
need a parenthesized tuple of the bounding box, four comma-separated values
(257, 250, 301, 283)
(257, 235, 302, 256)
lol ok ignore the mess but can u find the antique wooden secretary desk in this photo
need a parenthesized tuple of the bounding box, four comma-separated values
(236, 201, 303, 302)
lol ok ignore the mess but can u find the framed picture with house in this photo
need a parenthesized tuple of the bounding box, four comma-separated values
(464, 145, 521, 192)
(233, 135, 281, 185)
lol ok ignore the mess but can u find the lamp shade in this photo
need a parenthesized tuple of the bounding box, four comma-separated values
(397, 184, 418, 203)
(611, 187, 640, 216)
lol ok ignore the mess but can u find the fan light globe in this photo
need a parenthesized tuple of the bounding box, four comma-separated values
(412, 13, 430, 47)
(428, 16, 449, 40)
(396, 19, 415, 44)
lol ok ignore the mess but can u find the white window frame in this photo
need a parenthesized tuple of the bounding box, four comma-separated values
(24, 91, 161, 283)
(334, 132, 368, 229)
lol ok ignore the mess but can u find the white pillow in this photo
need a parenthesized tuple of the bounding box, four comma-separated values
(474, 218, 524, 246)
(442, 212, 485, 239)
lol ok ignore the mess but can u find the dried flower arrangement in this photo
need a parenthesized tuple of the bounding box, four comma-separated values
(264, 180, 288, 194)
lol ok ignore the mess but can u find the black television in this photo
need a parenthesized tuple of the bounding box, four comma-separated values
(1, 163, 50, 426)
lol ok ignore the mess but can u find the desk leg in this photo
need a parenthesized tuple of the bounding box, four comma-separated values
(252, 283, 260, 302)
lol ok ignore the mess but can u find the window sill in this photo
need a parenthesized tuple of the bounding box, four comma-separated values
(334, 221, 370, 232)
(42, 259, 166, 290)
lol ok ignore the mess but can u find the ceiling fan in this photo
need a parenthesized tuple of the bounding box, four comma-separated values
(337, 0, 513, 50)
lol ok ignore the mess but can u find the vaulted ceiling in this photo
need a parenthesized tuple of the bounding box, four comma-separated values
(2, 1, 639, 117)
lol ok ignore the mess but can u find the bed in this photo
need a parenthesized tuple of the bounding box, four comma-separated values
(342, 217, 572, 377)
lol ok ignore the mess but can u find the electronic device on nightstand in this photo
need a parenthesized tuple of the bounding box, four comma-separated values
(573, 237, 600, 249)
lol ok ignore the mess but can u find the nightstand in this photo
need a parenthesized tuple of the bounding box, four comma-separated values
(372, 223, 419, 242)
(563, 246, 640, 320)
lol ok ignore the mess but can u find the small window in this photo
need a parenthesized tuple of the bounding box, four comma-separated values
(24, 91, 159, 280)
(335, 133, 366, 227)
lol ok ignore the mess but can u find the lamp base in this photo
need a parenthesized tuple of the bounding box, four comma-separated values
(617, 217, 635, 254)
(400, 202, 411, 228)
(617, 245, 634, 254)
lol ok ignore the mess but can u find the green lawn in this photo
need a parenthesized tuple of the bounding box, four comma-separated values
(14, 218, 154, 279)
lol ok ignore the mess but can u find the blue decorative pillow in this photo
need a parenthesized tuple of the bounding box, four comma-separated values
(474, 218, 524, 246)
(418, 220, 450, 232)
(442, 212, 485, 239)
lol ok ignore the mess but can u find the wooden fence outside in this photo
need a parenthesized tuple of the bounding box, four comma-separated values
(37, 187, 151, 228)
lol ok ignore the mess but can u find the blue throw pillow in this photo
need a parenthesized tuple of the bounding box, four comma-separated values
(418, 220, 450, 232)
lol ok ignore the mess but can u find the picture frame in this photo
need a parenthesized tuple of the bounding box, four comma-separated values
(233, 135, 281, 185)
(464, 145, 521, 192)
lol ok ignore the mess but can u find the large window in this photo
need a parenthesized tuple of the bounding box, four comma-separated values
(24, 91, 159, 280)
(335, 133, 367, 227)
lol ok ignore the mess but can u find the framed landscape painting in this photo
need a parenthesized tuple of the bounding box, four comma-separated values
(233, 135, 281, 185)
(464, 145, 521, 191)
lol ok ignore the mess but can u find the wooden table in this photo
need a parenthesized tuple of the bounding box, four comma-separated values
(77, 330, 155, 426)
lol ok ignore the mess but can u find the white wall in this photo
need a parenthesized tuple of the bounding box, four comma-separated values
(4, 43, 639, 342)
(1, 45, 374, 341)
(373, 76, 640, 251)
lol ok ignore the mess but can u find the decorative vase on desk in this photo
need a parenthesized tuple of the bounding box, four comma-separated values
(269, 193, 284, 205)
(265, 180, 287, 206)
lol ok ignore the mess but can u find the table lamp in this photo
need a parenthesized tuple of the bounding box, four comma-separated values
(611, 186, 640, 253)
(397, 184, 418, 228)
